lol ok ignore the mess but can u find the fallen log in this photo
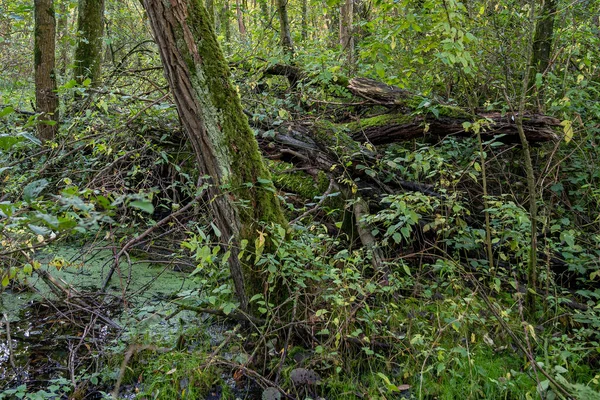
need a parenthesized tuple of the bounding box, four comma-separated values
(258, 68, 561, 144)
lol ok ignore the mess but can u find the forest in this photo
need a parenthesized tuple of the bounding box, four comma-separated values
(1, 0, 599, 398)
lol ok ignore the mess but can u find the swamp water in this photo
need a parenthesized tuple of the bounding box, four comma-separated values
(0, 243, 210, 398)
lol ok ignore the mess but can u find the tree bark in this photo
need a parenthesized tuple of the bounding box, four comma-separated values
(276, 0, 294, 58)
(529, 0, 557, 101)
(205, 0, 215, 26)
(56, 0, 70, 78)
(339, 0, 354, 68)
(235, 0, 247, 38)
(34, 0, 59, 142)
(143, 0, 287, 313)
(301, 0, 308, 40)
(74, 0, 105, 85)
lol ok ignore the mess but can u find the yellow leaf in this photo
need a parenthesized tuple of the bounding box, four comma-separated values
(560, 120, 573, 143)
(391, 36, 396, 50)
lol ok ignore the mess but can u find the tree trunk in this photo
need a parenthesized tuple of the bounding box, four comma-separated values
(259, 0, 269, 28)
(56, 0, 70, 78)
(529, 0, 557, 102)
(143, 0, 287, 313)
(339, 0, 354, 68)
(221, 0, 232, 45)
(34, 0, 59, 142)
(276, 0, 294, 58)
(301, 0, 308, 40)
(235, 0, 247, 38)
(205, 0, 215, 26)
(74, 0, 105, 85)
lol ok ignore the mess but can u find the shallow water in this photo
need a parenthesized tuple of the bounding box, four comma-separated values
(0, 242, 200, 394)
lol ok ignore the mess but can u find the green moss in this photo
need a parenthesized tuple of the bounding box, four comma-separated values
(271, 161, 322, 199)
(74, 0, 104, 84)
(313, 120, 360, 152)
(346, 113, 413, 134)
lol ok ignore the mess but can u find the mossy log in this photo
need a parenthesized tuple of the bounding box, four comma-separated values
(258, 69, 561, 144)
(346, 78, 560, 144)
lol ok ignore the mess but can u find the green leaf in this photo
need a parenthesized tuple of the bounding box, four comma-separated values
(257, 177, 272, 185)
(23, 264, 33, 275)
(63, 79, 78, 89)
(0, 106, 14, 117)
(28, 224, 51, 235)
(375, 62, 386, 79)
(0, 134, 21, 150)
(535, 73, 543, 89)
(23, 179, 49, 201)
(210, 222, 221, 238)
(129, 200, 154, 214)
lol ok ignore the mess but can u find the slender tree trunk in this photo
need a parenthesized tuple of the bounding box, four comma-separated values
(301, 0, 308, 40)
(529, 0, 557, 104)
(142, 0, 287, 313)
(74, 0, 105, 85)
(221, 0, 231, 44)
(339, 0, 354, 69)
(34, 0, 59, 142)
(56, 0, 70, 78)
(235, 0, 247, 38)
(258, 0, 269, 28)
(276, 0, 294, 58)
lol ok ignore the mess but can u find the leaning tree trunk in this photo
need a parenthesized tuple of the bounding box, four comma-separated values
(34, 0, 59, 142)
(74, 0, 105, 85)
(143, 0, 287, 313)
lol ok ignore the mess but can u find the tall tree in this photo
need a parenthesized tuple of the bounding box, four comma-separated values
(276, 0, 294, 57)
(529, 0, 557, 103)
(301, 0, 308, 40)
(235, 0, 247, 38)
(74, 0, 105, 85)
(142, 0, 287, 312)
(34, 0, 59, 142)
(56, 0, 70, 77)
(339, 0, 354, 68)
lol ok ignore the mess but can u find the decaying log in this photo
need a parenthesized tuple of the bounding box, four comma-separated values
(259, 69, 561, 144)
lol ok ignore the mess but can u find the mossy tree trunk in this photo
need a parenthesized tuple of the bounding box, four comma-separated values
(143, 0, 288, 313)
(74, 0, 104, 85)
(529, 0, 557, 105)
(276, 0, 294, 58)
(34, 0, 59, 142)
(205, 0, 215, 25)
